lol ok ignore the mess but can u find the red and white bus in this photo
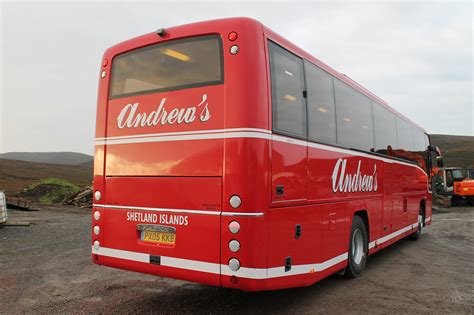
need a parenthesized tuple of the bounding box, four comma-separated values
(92, 17, 433, 291)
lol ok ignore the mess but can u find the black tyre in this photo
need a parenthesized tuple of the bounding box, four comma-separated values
(468, 197, 474, 206)
(410, 208, 424, 241)
(345, 216, 368, 278)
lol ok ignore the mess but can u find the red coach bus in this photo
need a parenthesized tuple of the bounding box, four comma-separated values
(92, 17, 433, 291)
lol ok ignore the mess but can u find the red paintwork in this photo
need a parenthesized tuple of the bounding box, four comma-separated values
(93, 17, 432, 291)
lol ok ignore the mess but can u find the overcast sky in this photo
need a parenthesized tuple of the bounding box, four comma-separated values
(1, 1, 472, 155)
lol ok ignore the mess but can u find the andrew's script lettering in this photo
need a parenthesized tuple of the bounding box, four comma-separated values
(331, 158, 378, 193)
(117, 94, 211, 129)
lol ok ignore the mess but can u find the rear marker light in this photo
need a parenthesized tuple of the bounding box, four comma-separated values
(228, 31, 238, 41)
(228, 221, 240, 234)
(229, 258, 240, 271)
(93, 211, 100, 221)
(230, 45, 239, 55)
(94, 191, 102, 201)
(229, 240, 240, 253)
(229, 195, 241, 208)
(102, 59, 108, 67)
(230, 275, 238, 284)
(101, 70, 106, 78)
(93, 240, 100, 250)
(93, 226, 100, 236)
(156, 28, 166, 37)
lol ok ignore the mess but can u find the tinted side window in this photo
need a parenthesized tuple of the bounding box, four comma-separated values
(392, 117, 429, 168)
(269, 41, 306, 137)
(413, 128, 427, 152)
(305, 61, 336, 143)
(372, 102, 397, 154)
(412, 128, 429, 171)
(334, 79, 374, 151)
(396, 117, 414, 151)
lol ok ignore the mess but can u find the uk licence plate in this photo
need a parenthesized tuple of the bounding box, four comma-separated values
(138, 224, 176, 246)
(142, 230, 176, 245)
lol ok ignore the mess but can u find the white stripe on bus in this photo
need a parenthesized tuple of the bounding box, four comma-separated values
(92, 221, 420, 280)
(368, 222, 419, 249)
(95, 131, 270, 146)
(94, 129, 427, 176)
(95, 128, 271, 141)
(221, 212, 264, 217)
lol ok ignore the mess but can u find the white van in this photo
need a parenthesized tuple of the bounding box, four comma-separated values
(0, 191, 7, 224)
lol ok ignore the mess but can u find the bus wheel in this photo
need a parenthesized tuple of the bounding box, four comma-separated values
(410, 211, 424, 241)
(345, 216, 368, 278)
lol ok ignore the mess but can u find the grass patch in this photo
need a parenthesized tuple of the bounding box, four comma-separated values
(23, 178, 80, 204)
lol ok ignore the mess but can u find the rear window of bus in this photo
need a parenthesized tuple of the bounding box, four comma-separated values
(109, 35, 223, 99)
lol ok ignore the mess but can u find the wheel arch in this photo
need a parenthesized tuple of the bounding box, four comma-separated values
(420, 199, 426, 226)
(353, 209, 370, 246)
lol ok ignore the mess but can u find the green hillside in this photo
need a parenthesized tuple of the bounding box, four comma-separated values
(430, 134, 474, 169)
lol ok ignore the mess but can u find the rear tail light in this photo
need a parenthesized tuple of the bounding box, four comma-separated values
(93, 211, 100, 221)
(228, 31, 238, 41)
(228, 240, 240, 253)
(229, 258, 240, 271)
(229, 195, 241, 208)
(228, 221, 240, 234)
(230, 45, 239, 55)
(156, 28, 166, 37)
(230, 275, 238, 284)
(94, 190, 102, 201)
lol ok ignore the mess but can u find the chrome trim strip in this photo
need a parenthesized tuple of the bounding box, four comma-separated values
(221, 212, 264, 217)
(93, 204, 264, 217)
(95, 131, 270, 146)
(93, 204, 219, 215)
(368, 221, 419, 249)
(95, 128, 271, 141)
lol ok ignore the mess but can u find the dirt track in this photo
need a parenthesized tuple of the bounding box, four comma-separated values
(0, 204, 473, 314)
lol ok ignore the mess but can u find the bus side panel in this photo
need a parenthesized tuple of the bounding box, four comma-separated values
(409, 168, 429, 224)
(321, 202, 349, 265)
(425, 193, 432, 225)
(392, 165, 427, 233)
(392, 166, 408, 232)
(364, 197, 384, 246)
(267, 205, 324, 285)
(382, 162, 394, 236)
(271, 140, 307, 204)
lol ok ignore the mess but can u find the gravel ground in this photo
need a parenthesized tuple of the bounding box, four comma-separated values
(0, 204, 473, 314)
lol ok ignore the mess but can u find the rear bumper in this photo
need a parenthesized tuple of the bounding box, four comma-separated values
(92, 245, 346, 291)
(93, 246, 221, 286)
